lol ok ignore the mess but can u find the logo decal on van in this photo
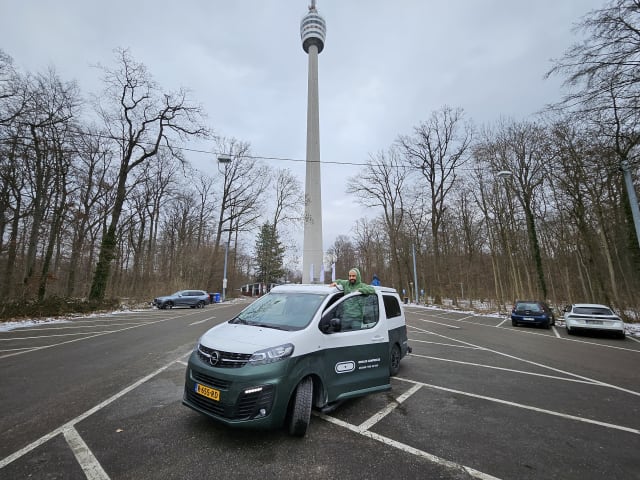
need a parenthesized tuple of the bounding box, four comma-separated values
(335, 361, 356, 373)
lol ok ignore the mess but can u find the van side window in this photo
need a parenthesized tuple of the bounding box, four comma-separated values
(319, 294, 379, 333)
(382, 295, 401, 319)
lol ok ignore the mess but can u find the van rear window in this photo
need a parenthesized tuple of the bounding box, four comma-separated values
(383, 295, 402, 319)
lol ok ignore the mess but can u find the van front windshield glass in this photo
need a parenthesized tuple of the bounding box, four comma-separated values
(230, 293, 325, 331)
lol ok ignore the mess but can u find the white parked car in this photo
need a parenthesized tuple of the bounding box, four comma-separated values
(564, 303, 625, 339)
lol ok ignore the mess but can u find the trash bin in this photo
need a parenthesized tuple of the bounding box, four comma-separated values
(213, 292, 221, 303)
(403, 297, 408, 304)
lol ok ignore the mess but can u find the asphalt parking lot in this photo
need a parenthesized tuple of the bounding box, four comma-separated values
(1, 303, 639, 479)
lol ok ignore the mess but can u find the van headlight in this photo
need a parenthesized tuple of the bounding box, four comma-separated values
(248, 343, 294, 365)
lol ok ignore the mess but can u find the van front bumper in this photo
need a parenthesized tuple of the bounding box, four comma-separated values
(182, 350, 294, 430)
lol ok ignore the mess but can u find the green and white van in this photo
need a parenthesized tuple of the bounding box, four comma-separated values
(183, 284, 411, 436)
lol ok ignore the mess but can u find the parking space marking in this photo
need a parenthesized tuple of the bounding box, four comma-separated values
(358, 384, 422, 431)
(0, 355, 186, 469)
(394, 377, 640, 435)
(189, 317, 216, 326)
(409, 315, 640, 352)
(412, 318, 461, 329)
(0, 312, 204, 360)
(62, 426, 110, 480)
(409, 326, 640, 397)
(407, 338, 482, 350)
(316, 412, 501, 480)
(628, 335, 640, 344)
(0, 322, 149, 333)
(409, 353, 599, 385)
(496, 318, 507, 327)
(552, 326, 561, 338)
(0, 330, 142, 340)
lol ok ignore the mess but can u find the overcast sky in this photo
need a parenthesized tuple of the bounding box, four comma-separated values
(1, 0, 606, 262)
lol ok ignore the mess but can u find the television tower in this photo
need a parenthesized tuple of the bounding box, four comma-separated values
(300, 0, 326, 283)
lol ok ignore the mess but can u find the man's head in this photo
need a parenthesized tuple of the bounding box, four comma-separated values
(348, 268, 359, 285)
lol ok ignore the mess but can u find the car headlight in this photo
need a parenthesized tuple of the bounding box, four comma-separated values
(248, 343, 294, 365)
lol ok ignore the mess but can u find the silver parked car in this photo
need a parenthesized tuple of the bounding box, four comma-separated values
(564, 303, 625, 339)
(153, 290, 210, 309)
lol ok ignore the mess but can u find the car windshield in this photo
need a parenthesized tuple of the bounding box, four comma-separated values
(574, 307, 614, 315)
(230, 292, 326, 331)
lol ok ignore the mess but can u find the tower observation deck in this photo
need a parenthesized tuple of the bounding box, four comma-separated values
(300, 0, 326, 54)
(300, 1, 326, 284)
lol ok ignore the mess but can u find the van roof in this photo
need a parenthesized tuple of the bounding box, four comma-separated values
(269, 284, 398, 295)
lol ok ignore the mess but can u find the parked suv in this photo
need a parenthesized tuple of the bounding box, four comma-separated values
(153, 290, 210, 309)
(183, 284, 411, 436)
(511, 300, 556, 329)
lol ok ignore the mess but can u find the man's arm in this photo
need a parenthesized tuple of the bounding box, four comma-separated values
(357, 283, 376, 295)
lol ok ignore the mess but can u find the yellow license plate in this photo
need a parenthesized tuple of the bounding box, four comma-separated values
(195, 383, 220, 401)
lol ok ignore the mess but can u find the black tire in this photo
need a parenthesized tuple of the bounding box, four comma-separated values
(544, 320, 551, 329)
(566, 326, 573, 335)
(512, 320, 518, 327)
(197, 301, 205, 308)
(167, 302, 173, 309)
(619, 331, 626, 339)
(389, 344, 401, 376)
(288, 377, 313, 437)
(160, 303, 167, 310)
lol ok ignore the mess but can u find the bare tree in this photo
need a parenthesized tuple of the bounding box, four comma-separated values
(272, 168, 305, 233)
(397, 105, 473, 299)
(89, 48, 209, 300)
(547, 0, 640, 263)
(347, 147, 409, 287)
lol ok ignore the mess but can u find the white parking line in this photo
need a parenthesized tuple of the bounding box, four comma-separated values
(628, 335, 640, 344)
(189, 317, 215, 326)
(409, 325, 640, 397)
(394, 376, 640, 435)
(413, 318, 461, 329)
(552, 325, 561, 338)
(409, 353, 600, 385)
(63, 426, 110, 480)
(0, 354, 187, 469)
(0, 312, 203, 360)
(358, 384, 422, 431)
(407, 338, 481, 350)
(496, 318, 508, 327)
(316, 413, 501, 480)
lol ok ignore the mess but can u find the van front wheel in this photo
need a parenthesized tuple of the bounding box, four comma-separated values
(288, 377, 313, 437)
(389, 344, 401, 376)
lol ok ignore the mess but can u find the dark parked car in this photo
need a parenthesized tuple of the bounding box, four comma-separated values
(153, 290, 210, 309)
(511, 300, 556, 329)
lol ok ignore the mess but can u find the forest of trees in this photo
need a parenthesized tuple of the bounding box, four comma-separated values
(1, 1, 639, 318)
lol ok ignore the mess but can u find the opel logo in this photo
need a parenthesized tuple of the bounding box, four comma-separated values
(209, 350, 220, 366)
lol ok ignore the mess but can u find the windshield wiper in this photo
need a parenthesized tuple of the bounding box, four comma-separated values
(256, 323, 289, 331)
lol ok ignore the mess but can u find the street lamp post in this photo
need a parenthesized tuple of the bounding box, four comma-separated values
(217, 154, 232, 303)
(222, 241, 228, 302)
(621, 160, 640, 249)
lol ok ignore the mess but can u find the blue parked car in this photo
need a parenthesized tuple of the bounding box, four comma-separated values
(153, 290, 210, 309)
(511, 300, 556, 329)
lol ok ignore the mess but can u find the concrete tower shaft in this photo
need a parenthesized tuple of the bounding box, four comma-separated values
(301, 1, 326, 284)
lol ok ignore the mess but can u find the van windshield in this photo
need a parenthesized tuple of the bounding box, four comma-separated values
(230, 292, 326, 331)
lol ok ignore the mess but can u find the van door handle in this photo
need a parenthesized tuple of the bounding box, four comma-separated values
(371, 335, 386, 342)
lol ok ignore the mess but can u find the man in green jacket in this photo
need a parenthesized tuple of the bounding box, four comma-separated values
(330, 267, 376, 330)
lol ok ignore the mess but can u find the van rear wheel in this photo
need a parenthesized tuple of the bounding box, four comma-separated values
(389, 344, 401, 376)
(288, 377, 313, 437)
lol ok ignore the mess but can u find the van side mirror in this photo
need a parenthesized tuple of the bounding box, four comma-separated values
(319, 313, 341, 333)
